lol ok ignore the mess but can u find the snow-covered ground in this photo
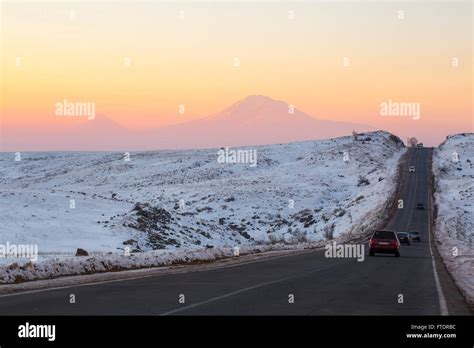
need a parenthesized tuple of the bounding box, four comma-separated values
(432, 133, 474, 306)
(0, 131, 405, 283)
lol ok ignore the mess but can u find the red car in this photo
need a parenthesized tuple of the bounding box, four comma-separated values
(369, 230, 400, 257)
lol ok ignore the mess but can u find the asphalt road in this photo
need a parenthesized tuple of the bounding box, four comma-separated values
(0, 148, 470, 315)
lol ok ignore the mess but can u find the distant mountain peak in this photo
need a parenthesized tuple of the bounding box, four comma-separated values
(3, 95, 374, 151)
(233, 95, 281, 108)
(216, 95, 293, 123)
(241, 94, 275, 102)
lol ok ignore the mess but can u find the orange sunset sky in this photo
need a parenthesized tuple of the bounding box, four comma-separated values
(1, 1, 472, 149)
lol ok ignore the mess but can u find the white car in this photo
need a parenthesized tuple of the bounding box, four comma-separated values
(409, 166, 415, 173)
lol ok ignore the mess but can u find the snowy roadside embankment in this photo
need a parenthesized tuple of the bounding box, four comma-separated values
(0, 131, 405, 283)
(432, 133, 474, 306)
(0, 244, 317, 284)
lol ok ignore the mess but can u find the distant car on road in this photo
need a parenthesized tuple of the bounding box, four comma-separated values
(397, 232, 411, 245)
(409, 166, 415, 173)
(369, 230, 400, 257)
(409, 231, 421, 242)
(416, 203, 424, 210)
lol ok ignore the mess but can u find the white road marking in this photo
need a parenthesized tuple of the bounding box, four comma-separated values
(0, 248, 319, 298)
(160, 261, 346, 316)
(427, 150, 449, 315)
(405, 149, 419, 231)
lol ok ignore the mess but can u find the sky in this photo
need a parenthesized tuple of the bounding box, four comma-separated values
(1, 1, 472, 148)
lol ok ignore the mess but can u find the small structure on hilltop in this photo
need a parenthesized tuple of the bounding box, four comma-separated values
(407, 137, 418, 147)
(352, 130, 358, 141)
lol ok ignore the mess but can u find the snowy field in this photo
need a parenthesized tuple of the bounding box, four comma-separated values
(432, 133, 474, 305)
(0, 131, 405, 283)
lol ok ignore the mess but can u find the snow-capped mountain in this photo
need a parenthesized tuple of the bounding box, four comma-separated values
(140, 95, 373, 150)
(2, 95, 373, 151)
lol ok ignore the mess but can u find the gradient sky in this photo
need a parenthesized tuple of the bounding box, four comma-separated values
(1, 1, 472, 147)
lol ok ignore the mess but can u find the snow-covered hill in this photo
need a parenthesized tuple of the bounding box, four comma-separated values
(0, 131, 405, 282)
(432, 133, 474, 305)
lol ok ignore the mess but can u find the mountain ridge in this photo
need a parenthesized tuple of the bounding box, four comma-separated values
(2, 95, 374, 151)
